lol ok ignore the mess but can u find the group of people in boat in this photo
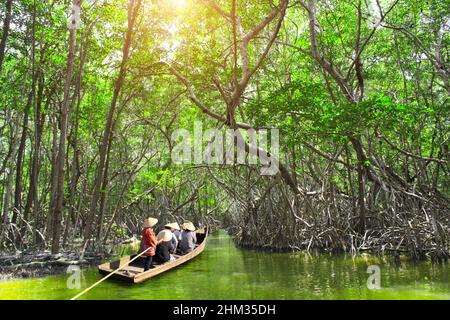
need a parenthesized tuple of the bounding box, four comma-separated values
(140, 217, 197, 271)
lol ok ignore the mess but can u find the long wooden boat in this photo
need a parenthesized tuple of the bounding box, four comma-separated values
(98, 227, 208, 283)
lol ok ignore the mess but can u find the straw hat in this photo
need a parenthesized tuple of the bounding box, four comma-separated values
(157, 229, 172, 242)
(181, 221, 195, 231)
(165, 222, 180, 230)
(143, 217, 158, 228)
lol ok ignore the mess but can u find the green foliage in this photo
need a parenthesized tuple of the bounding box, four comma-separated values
(111, 223, 127, 239)
(0, 0, 448, 252)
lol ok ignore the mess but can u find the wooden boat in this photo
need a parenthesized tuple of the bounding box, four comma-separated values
(98, 227, 208, 283)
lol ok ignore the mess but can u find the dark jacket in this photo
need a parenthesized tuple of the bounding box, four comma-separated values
(155, 240, 171, 263)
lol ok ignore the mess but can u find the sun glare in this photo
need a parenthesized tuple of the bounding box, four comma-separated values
(169, 0, 187, 9)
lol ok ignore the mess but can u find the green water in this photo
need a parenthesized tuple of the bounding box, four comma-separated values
(0, 230, 449, 300)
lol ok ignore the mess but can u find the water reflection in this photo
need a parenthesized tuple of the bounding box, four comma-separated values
(0, 230, 448, 299)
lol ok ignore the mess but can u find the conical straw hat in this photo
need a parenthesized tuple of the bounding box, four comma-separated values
(143, 217, 158, 228)
(172, 222, 180, 230)
(181, 221, 195, 231)
(157, 229, 172, 242)
(165, 222, 180, 230)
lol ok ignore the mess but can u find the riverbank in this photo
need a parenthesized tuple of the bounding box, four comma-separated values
(0, 250, 112, 281)
(0, 236, 141, 281)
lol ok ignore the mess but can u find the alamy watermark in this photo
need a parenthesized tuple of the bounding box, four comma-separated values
(366, 265, 381, 290)
(171, 122, 280, 175)
(66, 265, 84, 290)
(68, 3, 81, 30)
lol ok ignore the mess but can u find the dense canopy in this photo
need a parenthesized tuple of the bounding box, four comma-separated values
(0, 0, 448, 260)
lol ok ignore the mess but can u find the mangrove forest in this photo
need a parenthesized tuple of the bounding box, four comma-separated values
(0, 0, 449, 295)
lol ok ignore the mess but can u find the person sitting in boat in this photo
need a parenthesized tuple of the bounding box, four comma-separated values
(155, 229, 175, 263)
(141, 217, 160, 271)
(179, 221, 197, 254)
(165, 222, 181, 253)
(173, 224, 182, 243)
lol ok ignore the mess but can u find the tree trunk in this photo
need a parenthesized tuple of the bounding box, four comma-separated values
(12, 0, 37, 226)
(0, 0, 13, 73)
(24, 73, 45, 245)
(49, 0, 81, 254)
(350, 137, 367, 233)
(47, 115, 58, 239)
(12, 81, 35, 224)
(63, 36, 87, 247)
(84, 0, 142, 252)
(0, 116, 20, 243)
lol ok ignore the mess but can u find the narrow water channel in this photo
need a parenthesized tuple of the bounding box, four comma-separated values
(0, 230, 449, 299)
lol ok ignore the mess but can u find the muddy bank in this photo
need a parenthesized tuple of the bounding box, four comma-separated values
(0, 250, 113, 281)
(0, 236, 142, 281)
